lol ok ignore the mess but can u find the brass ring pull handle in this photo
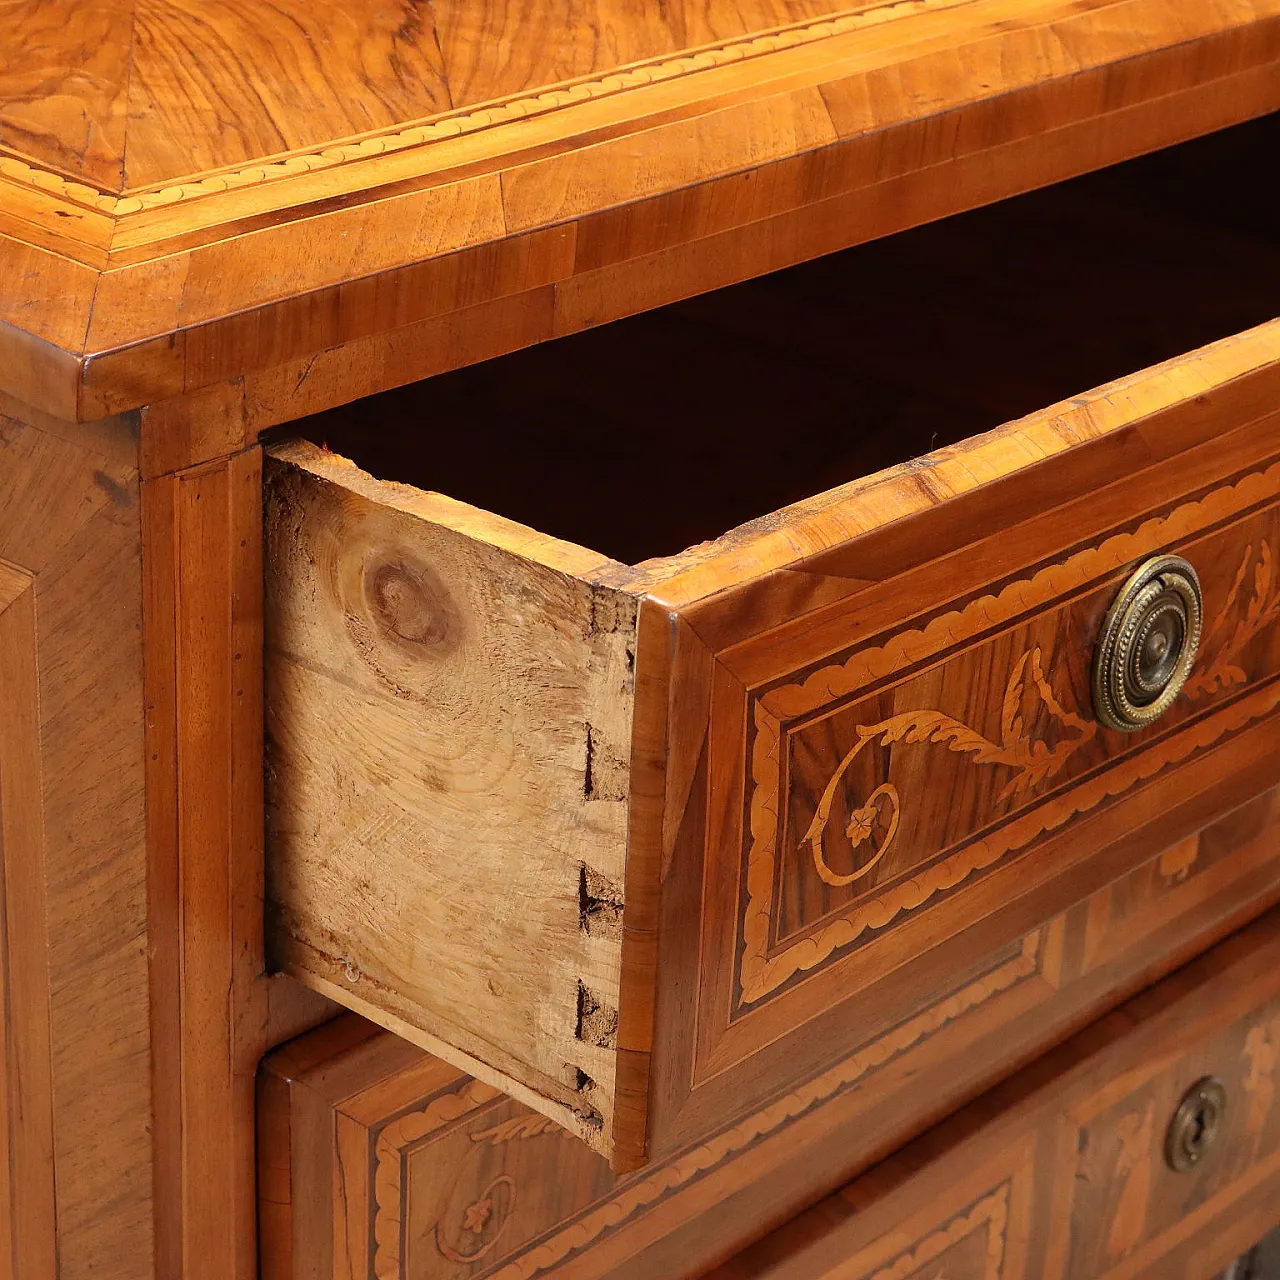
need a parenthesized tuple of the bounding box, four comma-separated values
(1092, 554, 1202, 732)
(1166, 1076, 1227, 1172)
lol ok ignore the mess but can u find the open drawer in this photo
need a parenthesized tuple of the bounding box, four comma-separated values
(264, 115, 1280, 1169)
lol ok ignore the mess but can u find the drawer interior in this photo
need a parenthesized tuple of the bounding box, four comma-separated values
(283, 111, 1279, 565)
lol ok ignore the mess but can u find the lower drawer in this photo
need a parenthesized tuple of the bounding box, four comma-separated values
(709, 905, 1280, 1280)
(258, 786, 1280, 1280)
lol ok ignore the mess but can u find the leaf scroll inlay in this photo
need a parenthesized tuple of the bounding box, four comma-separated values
(738, 475, 1280, 1008)
(805, 648, 1096, 887)
(1185, 542, 1280, 701)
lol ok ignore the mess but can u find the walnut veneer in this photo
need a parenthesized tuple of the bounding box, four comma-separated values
(261, 790, 1280, 1279)
(1, 4, 1279, 1278)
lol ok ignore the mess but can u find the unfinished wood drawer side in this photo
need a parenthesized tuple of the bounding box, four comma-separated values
(264, 440, 642, 1151)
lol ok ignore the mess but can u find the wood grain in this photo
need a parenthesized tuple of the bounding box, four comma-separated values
(259, 785, 1280, 1279)
(141, 446, 338, 1280)
(707, 908, 1280, 1280)
(2, 4, 1279, 1263)
(115, 47, 1280, 443)
(0, 242, 97, 417)
(264, 441, 641, 1155)
(744, 503, 1280, 1001)
(265, 176, 1280, 1165)
(635, 347, 1280, 1165)
(303, 139, 1280, 565)
(0, 563, 57, 1280)
(142, 455, 260, 1279)
(124, 0, 452, 189)
(432, 0, 839, 109)
(0, 0, 132, 188)
(0, 402, 152, 1278)
(0, 0, 1276, 430)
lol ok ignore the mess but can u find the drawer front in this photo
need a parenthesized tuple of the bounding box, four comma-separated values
(707, 907, 1280, 1280)
(260, 790, 1280, 1280)
(267, 321, 1280, 1168)
(635, 326, 1280, 1163)
(734, 500, 1280, 1010)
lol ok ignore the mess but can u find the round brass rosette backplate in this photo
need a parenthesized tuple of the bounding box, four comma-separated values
(1092, 554, 1202, 732)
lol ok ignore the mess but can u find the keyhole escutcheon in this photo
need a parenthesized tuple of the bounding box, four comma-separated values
(1165, 1077, 1228, 1172)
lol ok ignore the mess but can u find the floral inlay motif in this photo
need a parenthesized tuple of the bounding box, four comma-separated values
(1185, 542, 1280, 701)
(805, 648, 1095, 887)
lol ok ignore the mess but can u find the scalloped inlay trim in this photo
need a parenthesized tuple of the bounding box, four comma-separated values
(761, 464, 1280, 721)
(0, 0, 976, 217)
(739, 462, 1280, 1005)
(373, 1078, 504, 1278)
(0, 155, 118, 213)
(370, 935, 1038, 1278)
(487, 935, 1037, 1279)
(871, 1182, 1010, 1280)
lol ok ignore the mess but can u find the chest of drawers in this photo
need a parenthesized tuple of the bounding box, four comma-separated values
(1, 2, 1279, 1277)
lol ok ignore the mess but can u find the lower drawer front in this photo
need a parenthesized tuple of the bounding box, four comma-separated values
(259, 787, 1280, 1280)
(709, 908, 1280, 1280)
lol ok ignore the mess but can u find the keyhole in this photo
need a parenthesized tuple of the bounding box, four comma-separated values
(1166, 1077, 1227, 1172)
(1189, 1105, 1208, 1152)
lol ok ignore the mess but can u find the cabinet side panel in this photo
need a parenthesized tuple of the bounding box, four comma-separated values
(0, 408, 154, 1280)
(0, 568, 57, 1280)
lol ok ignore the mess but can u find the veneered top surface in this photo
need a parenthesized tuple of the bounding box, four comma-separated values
(1, 0, 843, 190)
(1, 0, 1277, 424)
